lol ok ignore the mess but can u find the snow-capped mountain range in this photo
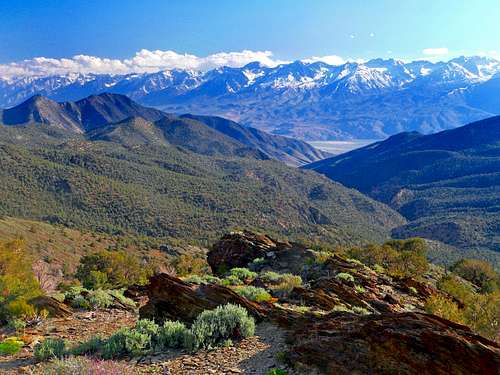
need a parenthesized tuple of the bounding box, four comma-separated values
(1, 56, 499, 140)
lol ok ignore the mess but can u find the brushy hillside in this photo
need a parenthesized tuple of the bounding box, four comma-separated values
(304, 116, 500, 261)
(0, 132, 404, 246)
(0, 217, 171, 289)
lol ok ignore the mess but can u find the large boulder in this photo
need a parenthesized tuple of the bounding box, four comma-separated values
(287, 312, 500, 375)
(207, 231, 286, 274)
(208, 231, 315, 275)
(29, 296, 72, 318)
(139, 273, 268, 323)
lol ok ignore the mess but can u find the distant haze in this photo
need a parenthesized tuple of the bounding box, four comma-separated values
(309, 140, 380, 155)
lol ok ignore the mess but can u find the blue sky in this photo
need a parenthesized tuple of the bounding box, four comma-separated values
(0, 0, 499, 75)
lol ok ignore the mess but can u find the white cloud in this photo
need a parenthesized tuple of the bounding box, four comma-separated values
(422, 47, 449, 56)
(0, 49, 289, 79)
(349, 34, 355, 39)
(369, 33, 375, 37)
(302, 55, 346, 66)
(477, 50, 500, 61)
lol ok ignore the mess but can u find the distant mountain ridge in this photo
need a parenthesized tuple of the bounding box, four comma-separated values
(304, 116, 500, 256)
(0, 93, 328, 166)
(1, 56, 499, 139)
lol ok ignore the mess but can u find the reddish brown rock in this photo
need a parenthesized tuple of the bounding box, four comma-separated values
(208, 231, 316, 276)
(29, 296, 72, 318)
(139, 273, 268, 323)
(287, 286, 342, 310)
(207, 231, 288, 274)
(287, 312, 500, 375)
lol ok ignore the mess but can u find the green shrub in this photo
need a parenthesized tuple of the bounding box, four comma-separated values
(34, 338, 67, 362)
(260, 271, 302, 293)
(436, 275, 473, 302)
(235, 286, 272, 302)
(70, 336, 104, 356)
(260, 271, 282, 283)
(184, 274, 222, 285)
(425, 295, 464, 324)
(354, 285, 366, 293)
(7, 319, 26, 333)
(85, 270, 109, 290)
(203, 275, 222, 284)
(463, 292, 500, 342)
(107, 289, 136, 309)
(156, 321, 189, 350)
(267, 369, 288, 375)
(451, 259, 499, 293)
(69, 305, 256, 357)
(330, 305, 351, 313)
(87, 290, 114, 309)
(221, 275, 242, 286)
(185, 303, 255, 351)
(0, 337, 23, 355)
(71, 295, 90, 310)
(39, 356, 135, 375)
(0, 240, 42, 322)
(134, 319, 159, 338)
(183, 275, 204, 284)
(346, 258, 363, 265)
(229, 268, 257, 281)
(63, 286, 89, 302)
(274, 276, 302, 293)
(348, 238, 429, 278)
(76, 250, 150, 289)
(5, 299, 37, 320)
(101, 328, 151, 359)
(352, 306, 371, 315)
(50, 292, 66, 303)
(171, 254, 209, 277)
(335, 272, 354, 283)
(434, 276, 499, 342)
(249, 257, 266, 269)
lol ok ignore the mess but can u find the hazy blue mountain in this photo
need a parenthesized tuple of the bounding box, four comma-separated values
(304, 116, 500, 255)
(1, 56, 499, 140)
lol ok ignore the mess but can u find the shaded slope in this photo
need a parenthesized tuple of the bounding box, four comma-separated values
(0, 95, 82, 132)
(304, 116, 500, 253)
(181, 114, 329, 166)
(75, 93, 166, 131)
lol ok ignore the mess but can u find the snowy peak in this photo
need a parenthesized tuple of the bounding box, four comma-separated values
(1, 56, 499, 107)
(1, 56, 500, 140)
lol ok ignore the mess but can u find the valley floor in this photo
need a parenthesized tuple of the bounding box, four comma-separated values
(308, 139, 379, 155)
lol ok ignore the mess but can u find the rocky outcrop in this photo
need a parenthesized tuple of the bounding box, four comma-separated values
(287, 312, 500, 375)
(208, 231, 316, 275)
(135, 233, 500, 375)
(139, 273, 268, 323)
(28, 296, 72, 318)
(310, 254, 446, 313)
(208, 231, 287, 273)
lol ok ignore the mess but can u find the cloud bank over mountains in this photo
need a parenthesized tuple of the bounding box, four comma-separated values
(1, 48, 499, 79)
(0, 50, 290, 79)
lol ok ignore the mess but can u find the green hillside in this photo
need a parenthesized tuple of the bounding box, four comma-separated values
(0, 128, 404, 246)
